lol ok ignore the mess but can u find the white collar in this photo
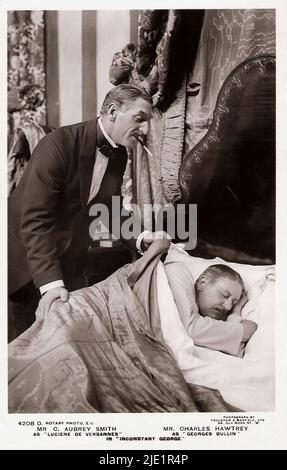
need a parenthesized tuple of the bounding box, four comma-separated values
(98, 116, 118, 148)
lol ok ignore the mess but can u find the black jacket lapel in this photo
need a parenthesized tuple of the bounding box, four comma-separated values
(79, 119, 98, 206)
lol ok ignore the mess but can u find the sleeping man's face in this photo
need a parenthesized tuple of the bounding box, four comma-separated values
(196, 275, 243, 321)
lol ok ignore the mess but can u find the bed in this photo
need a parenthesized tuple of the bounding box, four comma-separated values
(159, 244, 275, 412)
(8, 239, 274, 413)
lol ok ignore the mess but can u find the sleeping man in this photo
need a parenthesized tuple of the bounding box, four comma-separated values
(164, 263, 258, 357)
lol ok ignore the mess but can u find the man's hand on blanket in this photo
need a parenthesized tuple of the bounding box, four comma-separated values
(36, 287, 69, 321)
(141, 231, 172, 252)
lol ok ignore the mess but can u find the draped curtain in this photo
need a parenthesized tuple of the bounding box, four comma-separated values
(111, 9, 275, 220)
(184, 9, 276, 154)
(112, 10, 203, 229)
(7, 11, 46, 145)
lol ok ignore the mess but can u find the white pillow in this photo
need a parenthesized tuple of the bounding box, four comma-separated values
(165, 243, 275, 326)
(165, 243, 275, 291)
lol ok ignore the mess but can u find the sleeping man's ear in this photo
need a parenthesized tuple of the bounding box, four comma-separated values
(197, 275, 209, 291)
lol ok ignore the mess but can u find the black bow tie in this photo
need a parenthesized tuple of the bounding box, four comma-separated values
(96, 119, 124, 159)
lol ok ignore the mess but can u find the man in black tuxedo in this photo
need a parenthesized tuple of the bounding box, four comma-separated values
(8, 84, 156, 338)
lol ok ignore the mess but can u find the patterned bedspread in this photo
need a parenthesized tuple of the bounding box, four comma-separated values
(8, 240, 239, 413)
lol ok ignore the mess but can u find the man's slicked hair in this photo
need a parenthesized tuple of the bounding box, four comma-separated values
(100, 84, 152, 116)
(194, 264, 245, 295)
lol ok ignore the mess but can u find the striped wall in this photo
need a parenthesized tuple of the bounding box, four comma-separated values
(58, 11, 83, 125)
(45, 10, 137, 128)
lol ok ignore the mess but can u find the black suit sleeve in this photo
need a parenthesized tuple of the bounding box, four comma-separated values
(20, 136, 66, 289)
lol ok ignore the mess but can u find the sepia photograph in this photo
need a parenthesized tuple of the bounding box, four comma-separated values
(1, 0, 287, 451)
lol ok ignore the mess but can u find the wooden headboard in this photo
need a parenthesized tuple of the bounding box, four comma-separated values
(179, 56, 275, 264)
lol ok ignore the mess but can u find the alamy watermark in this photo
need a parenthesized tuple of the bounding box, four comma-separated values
(89, 196, 197, 250)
